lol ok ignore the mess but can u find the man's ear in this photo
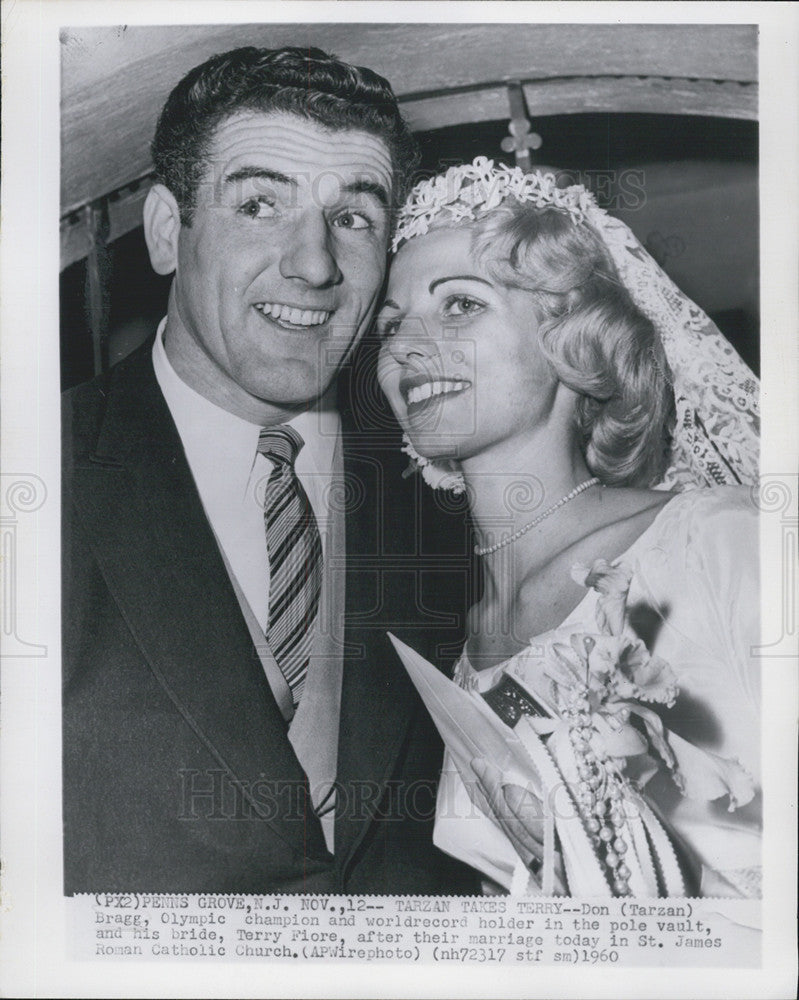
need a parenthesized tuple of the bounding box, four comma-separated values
(143, 184, 181, 275)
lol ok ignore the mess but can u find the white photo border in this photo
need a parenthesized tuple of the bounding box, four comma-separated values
(1, 2, 796, 997)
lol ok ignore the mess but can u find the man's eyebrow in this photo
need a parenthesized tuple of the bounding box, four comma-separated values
(343, 179, 390, 209)
(380, 298, 401, 311)
(429, 275, 493, 293)
(222, 167, 296, 187)
(220, 169, 389, 209)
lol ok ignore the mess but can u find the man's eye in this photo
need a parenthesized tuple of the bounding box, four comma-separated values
(443, 295, 485, 317)
(239, 196, 276, 219)
(332, 210, 371, 231)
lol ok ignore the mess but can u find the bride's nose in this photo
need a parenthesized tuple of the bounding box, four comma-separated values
(386, 315, 438, 364)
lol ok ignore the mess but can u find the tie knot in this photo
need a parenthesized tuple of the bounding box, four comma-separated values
(258, 425, 304, 467)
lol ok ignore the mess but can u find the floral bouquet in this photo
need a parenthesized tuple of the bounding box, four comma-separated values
(470, 559, 756, 896)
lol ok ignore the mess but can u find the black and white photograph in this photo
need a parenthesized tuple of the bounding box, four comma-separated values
(1, 3, 797, 997)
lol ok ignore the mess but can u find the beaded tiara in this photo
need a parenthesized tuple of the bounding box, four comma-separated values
(392, 157, 594, 251)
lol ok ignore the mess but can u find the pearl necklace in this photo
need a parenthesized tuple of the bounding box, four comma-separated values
(474, 477, 601, 556)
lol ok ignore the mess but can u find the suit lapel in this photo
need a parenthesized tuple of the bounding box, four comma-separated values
(71, 346, 329, 862)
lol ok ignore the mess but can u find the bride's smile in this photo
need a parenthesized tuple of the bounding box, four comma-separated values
(400, 373, 472, 412)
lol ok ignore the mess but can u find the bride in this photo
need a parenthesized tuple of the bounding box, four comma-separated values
(376, 158, 761, 898)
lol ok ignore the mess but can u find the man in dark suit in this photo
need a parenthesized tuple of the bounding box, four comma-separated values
(62, 46, 477, 895)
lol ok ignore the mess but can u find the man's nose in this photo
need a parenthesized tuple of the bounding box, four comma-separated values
(279, 212, 343, 287)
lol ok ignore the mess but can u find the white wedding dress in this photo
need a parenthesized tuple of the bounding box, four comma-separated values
(434, 486, 762, 897)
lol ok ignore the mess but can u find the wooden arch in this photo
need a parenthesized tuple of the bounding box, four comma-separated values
(59, 23, 757, 372)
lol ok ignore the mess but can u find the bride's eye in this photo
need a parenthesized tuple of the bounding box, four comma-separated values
(377, 316, 401, 340)
(442, 294, 485, 318)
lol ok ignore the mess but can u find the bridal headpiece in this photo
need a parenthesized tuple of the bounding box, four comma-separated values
(392, 157, 760, 493)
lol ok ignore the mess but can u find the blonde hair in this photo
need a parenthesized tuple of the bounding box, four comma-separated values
(470, 202, 675, 486)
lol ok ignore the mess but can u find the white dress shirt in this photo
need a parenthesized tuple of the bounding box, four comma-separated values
(153, 320, 345, 851)
(152, 318, 339, 633)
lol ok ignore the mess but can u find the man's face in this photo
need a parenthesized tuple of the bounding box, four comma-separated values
(155, 111, 394, 422)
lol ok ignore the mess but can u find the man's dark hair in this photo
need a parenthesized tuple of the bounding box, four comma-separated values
(151, 45, 418, 224)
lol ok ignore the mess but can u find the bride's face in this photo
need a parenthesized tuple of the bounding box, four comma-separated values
(377, 226, 558, 462)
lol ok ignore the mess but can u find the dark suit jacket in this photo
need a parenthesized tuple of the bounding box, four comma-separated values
(62, 338, 479, 895)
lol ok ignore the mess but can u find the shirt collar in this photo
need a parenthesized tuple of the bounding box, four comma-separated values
(152, 317, 338, 485)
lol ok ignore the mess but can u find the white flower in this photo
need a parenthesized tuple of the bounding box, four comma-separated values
(571, 559, 633, 636)
(400, 434, 466, 495)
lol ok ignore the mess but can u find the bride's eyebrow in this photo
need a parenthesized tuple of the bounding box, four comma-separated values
(428, 275, 492, 293)
(380, 273, 492, 311)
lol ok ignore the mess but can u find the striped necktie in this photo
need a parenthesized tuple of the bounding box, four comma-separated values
(258, 425, 322, 707)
